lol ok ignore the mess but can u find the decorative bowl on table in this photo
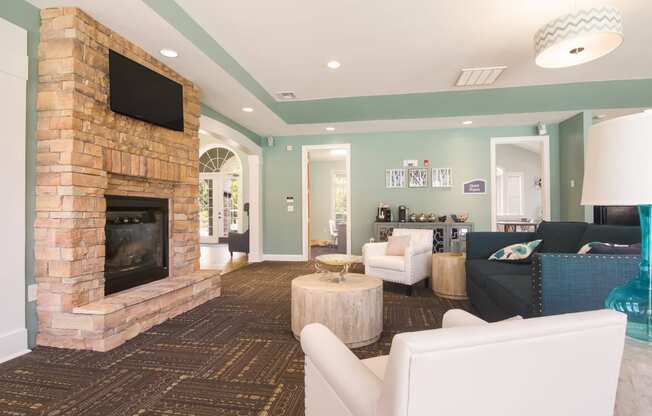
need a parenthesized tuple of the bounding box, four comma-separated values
(417, 213, 428, 222)
(427, 213, 437, 222)
(408, 213, 417, 222)
(438, 215, 447, 222)
(451, 213, 469, 223)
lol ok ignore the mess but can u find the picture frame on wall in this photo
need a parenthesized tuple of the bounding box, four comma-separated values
(432, 167, 453, 188)
(408, 168, 428, 188)
(386, 168, 406, 188)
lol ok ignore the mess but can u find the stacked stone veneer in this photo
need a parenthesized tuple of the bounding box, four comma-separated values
(34, 7, 220, 351)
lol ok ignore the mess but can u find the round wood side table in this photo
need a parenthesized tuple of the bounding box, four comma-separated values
(291, 273, 383, 348)
(431, 252, 467, 299)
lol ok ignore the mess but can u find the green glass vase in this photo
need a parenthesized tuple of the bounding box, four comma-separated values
(605, 204, 652, 342)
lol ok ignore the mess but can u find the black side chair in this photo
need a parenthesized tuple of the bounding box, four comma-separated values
(228, 203, 250, 257)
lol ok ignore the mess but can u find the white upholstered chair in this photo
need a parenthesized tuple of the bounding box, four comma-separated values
(362, 228, 433, 294)
(301, 309, 626, 416)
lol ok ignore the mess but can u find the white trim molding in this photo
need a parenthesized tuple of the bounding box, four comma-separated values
(301, 144, 352, 261)
(490, 136, 551, 231)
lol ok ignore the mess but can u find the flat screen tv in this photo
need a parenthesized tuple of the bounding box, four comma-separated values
(109, 50, 184, 132)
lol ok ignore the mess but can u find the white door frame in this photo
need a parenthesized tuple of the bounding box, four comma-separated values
(302, 144, 352, 261)
(490, 136, 551, 231)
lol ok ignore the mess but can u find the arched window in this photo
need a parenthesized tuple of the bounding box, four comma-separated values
(199, 147, 237, 173)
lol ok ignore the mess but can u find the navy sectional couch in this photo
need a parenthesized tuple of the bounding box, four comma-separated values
(466, 221, 641, 321)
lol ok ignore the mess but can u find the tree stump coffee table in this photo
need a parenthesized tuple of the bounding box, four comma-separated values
(291, 273, 382, 348)
(431, 252, 467, 299)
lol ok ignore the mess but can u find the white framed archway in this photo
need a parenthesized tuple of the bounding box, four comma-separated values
(199, 115, 263, 262)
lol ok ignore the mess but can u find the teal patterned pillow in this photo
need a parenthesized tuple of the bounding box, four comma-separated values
(489, 239, 542, 262)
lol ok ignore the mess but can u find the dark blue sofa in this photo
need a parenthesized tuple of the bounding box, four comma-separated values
(465, 221, 640, 321)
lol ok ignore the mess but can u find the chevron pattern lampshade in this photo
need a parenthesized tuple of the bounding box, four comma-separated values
(534, 6, 623, 68)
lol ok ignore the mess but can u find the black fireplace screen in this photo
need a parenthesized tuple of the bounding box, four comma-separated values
(105, 196, 169, 295)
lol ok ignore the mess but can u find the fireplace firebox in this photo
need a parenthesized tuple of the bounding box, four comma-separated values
(105, 195, 169, 295)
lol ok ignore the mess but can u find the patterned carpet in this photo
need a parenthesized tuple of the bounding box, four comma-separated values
(0, 262, 470, 416)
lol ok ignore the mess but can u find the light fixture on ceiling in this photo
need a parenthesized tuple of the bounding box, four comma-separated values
(327, 60, 341, 69)
(242, 107, 254, 113)
(644, 109, 652, 114)
(534, 6, 623, 68)
(325, 127, 335, 131)
(160, 48, 179, 58)
(198, 129, 208, 135)
(594, 114, 607, 120)
(462, 120, 473, 125)
(330, 149, 347, 156)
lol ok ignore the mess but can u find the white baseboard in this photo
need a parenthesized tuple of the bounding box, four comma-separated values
(262, 254, 306, 262)
(0, 328, 29, 364)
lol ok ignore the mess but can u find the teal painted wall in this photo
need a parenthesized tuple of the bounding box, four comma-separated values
(559, 111, 591, 222)
(264, 125, 561, 255)
(310, 160, 345, 242)
(1, 0, 40, 347)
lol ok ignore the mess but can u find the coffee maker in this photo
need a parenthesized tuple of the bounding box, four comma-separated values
(376, 203, 392, 222)
(398, 205, 408, 222)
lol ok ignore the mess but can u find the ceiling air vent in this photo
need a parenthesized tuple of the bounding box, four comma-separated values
(455, 66, 507, 87)
(276, 91, 297, 100)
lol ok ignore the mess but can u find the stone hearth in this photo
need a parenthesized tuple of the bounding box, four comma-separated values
(34, 7, 220, 351)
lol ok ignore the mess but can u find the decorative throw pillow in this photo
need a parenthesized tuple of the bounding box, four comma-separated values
(386, 235, 411, 256)
(578, 242, 641, 255)
(489, 239, 542, 262)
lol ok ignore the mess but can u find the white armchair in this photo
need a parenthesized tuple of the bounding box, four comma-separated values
(301, 309, 626, 416)
(363, 228, 433, 294)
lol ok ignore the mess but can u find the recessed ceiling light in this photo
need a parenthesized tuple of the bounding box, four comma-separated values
(594, 114, 607, 120)
(327, 60, 341, 69)
(644, 109, 652, 114)
(160, 48, 178, 58)
(325, 127, 335, 131)
(198, 129, 208, 135)
(462, 120, 473, 125)
(242, 107, 254, 113)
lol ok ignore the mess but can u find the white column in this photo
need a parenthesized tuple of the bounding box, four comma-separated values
(248, 154, 262, 262)
(0, 17, 28, 363)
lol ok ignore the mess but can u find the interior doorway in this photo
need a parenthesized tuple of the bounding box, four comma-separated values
(199, 146, 242, 244)
(490, 136, 550, 232)
(302, 144, 351, 260)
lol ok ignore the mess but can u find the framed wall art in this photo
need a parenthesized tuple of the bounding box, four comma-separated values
(432, 167, 452, 188)
(408, 168, 428, 188)
(386, 168, 406, 188)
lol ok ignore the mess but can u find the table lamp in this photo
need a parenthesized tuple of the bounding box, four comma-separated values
(581, 112, 652, 342)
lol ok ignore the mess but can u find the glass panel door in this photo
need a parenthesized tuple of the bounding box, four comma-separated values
(199, 173, 225, 243)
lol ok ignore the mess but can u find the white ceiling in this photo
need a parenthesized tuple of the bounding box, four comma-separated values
(178, 0, 652, 100)
(27, 0, 651, 137)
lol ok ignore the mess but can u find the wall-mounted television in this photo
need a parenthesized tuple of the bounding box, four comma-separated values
(109, 50, 184, 132)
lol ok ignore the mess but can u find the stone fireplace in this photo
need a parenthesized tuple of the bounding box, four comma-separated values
(34, 7, 221, 351)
